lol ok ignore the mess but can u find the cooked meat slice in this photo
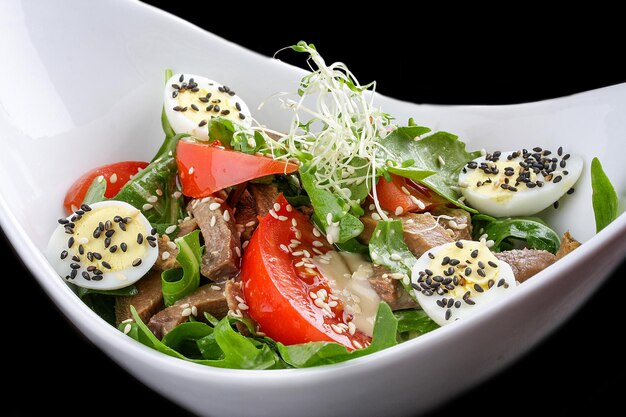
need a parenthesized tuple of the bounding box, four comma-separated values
(148, 283, 228, 339)
(189, 197, 241, 281)
(176, 216, 198, 237)
(360, 211, 454, 258)
(154, 235, 179, 271)
(495, 249, 556, 283)
(248, 183, 280, 217)
(368, 265, 418, 310)
(224, 280, 255, 336)
(556, 231, 581, 260)
(115, 269, 164, 325)
(235, 189, 258, 242)
(431, 207, 472, 241)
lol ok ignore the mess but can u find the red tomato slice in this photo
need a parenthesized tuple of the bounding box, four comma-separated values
(176, 141, 299, 198)
(240, 195, 371, 349)
(375, 173, 446, 214)
(63, 161, 149, 214)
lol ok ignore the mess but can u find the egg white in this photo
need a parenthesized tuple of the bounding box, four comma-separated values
(458, 150, 583, 217)
(46, 201, 158, 290)
(164, 73, 252, 141)
(411, 240, 517, 326)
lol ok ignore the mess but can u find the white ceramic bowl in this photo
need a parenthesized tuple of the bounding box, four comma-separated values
(1, 1, 625, 416)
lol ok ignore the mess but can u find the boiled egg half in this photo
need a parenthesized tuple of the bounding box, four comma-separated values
(164, 73, 252, 140)
(46, 201, 158, 290)
(411, 240, 516, 326)
(458, 147, 583, 217)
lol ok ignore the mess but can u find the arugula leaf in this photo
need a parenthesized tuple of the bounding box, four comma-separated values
(115, 133, 187, 225)
(300, 165, 363, 244)
(383, 127, 480, 211)
(591, 157, 619, 232)
(274, 174, 311, 207)
(161, 230, 202, 306)
(205, 117, 268, 155)
(162, 322, 214, 359)
(276, 302, 397, 367)
(472, 214, 561, 254)
(161, 68, 176, 138)
(368, 220, 417, 300)
(394, 309, 439, 335)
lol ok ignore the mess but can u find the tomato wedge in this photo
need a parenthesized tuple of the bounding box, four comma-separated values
(176, 141, 299, 198)
(240, 195, 371, 349)
(63, 161, 149, 214)
(375, 173, 446, 214)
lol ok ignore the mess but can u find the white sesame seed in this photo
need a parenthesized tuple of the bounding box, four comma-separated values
(78, 237, 89, 245)
(292, 251, 304, 256)
(269, 209, 279, 219)
(155, 188, 163, 196)
(291, 218, 298, 227)
(167, 241, 177, 250)
(353, 340, 363, 349)
(295, 261, 305, 267)
(331, 324, 344, 334)
(286, 204, 293, 212)
(200, 197, 210, 204)
(273, 203, 281, 212)
(246, 137, 257, 148)
(312, 240, 324, 247)
(278, 215, 288, 221)
(245, 221, 256, 228)
(147, 195, 158, 204)
(256, 331, 266, 337)
(108, 173, 118, 184)
(369, 204, 376, 210)
(479, 233, 489, 241)
(314, 298, 326, 308)
(302, 250, 311, 258)
(238, 302, 249, 311)
(120, 319, 133, 325)
(312, 248, 324, 255)
(390, 253, 402, 261)
(279, 244, 290, 253)
(210, 285, 221, 291)
(438, 155, 446, 166)
(317, 289, 327, 299)
(295, 230, 302, 240)
(234, 295, 245, 304)
(172, 191, 182, 199)
(188, 167, 195, 175)
(223, 211, 231, 221)
(303, 263, 316, 269)
(165, 225, 177, 235)
(235, 246, 241, 257)
(395, 206, 404, 216)
(371, 213, 381, 221)
(457, 223, 468, 229)
(97, 175, 104, 183)
(181, 308, 192, 317)
(486, 240, 495, 248)
(161, 251, 171, 261)
(207, 202, 220, 211)
(191, 306, 198, 316)
(448, 220, 459, 229)
(123, 324, 132, 334)
(242, 240, 249, 250)
(390, 272, 404, 279)
(328, 300, 338, 308)
(403, 276, 410, 285)
(326, 212, 333, 225)
(210, 216, 216, 227)
(142, 203, 153, 211)
(229, 309, 242, 318)
(312, 228, 321, 237)
(348, 322, 356, 335)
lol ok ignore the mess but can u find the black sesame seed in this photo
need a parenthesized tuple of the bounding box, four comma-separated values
(179, 74, 184, 82)
(508, 186, 518, 192)
(99, 222, 105, 232)
(70, 263, 80, 269)
(221, 109, 230, 116)
(93, 269, 103, 276)
(488, 261, 498, 268)
(235, 102, 242, 111)
(102, 261, 112, 269)
(119, 221, 126, 231)
(239, 113, 246, 120)
(58, 218, 69, 225)
(454, 300, 461, 308)
(191, 104, 199, 111)
(81, 204, 92, 212)
(72, 255, 80, 262)
(148, 240, 157, 248)
(411, 283, 421, 291)
(104, 237, 111, 248)
(465, 298, 476, 305)
(137, 233, 143, 244)
(105, 220, 112, 230)
(180, 107, 188, 112)
(488, 279, 495, 288)
(123, 217, 132, 224)
(474, 283, 484, 292)
(121, 242, 128, 252)
(67, 237, 75, 248)
(441, 256, 450, 266)
(425, 277, 433, 286)
(442, 277, 452, 285)
(173, 106, 183, 112)
(214, 105, 220, 112)
(427, 252, 435, 259)
(553, 175, 562, 183)
(563, 153, 570, 160)
(93, 228, 101, 239)
(470, 249, 478, 258)
(146, 235, 156, 242)
(86, 252, 93, 262)
(132, 258, 142, 267)
(218, 86, 225, 92)
(82, 271, 91, 281)
(553, 201, 559, 209)
(436, 299, 444, 307)
(172, 91, 178, 98)
(91, 275, 103, 281)
(199, 120, 207, 127)
(445, 309, 452, 320)
(477, 269, 486, 278)
(433, 275, 444, 282)
(464, 267, 472, 276)
(150, 227, 157, 236)
(447, 298, 454, 308)
(78, 245, 84, 255)
(109, 245, 118, 253)
(92, 252, 102, 260)
(228, 91, 235, 96)
(191, 87, 199, 93)
(478, 261, 485, 269)
(70, 269, 77, 279)
(87, 265, 96, 272)
(449, 259, 460, 266)
(60, 250, 68, 260)
(105, 229, 115, 238)
(567, 188, 575, 195)
(114, 215, 123, 222)
(206, 104, 214, 111)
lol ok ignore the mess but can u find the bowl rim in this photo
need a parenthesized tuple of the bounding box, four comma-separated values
(1, 0, 625, 379)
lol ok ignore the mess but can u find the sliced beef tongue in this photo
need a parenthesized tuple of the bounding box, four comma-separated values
(224, 280, 256, 336)
(495, 249, 556, 283)
(235, 189, 258, 242)
(248, 183, 280, 217)
(148, 283, 228, 339)
(115, 269, 164, 324)
(360, 211, 454, 258)
(556, 231, 581, 260)
(431, 207, 473, 241)
(368, 265, 418, 310)
(189, 197, 241, 281)
(154, 235, 179, 271)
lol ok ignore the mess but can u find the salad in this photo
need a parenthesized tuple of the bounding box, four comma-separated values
(45, 42, 619, 369)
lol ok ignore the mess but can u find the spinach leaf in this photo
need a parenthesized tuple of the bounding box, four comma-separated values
(394, 309, 439, 335)
(161, 230, 202, 306)
(115, 133, 187, 225)
(591, 157, 619, 232)
(368, 220, 417, 300)
(383, 127, 480, 211)
(472, 214, 560, 254)
(205, 117, 268, 155)
(276, 302, 397, 367)
(274, 174, 311, 207)
(300, 165, 363, 244)
(161, 322, 213, 359)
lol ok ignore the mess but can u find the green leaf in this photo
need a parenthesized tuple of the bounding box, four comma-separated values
(161, 322, 214, 359)
(591, 157, 619, 232)
(82, 176, 107, 206)
(274, 174, 311, 207)
(161, 68, 176, 138)
(115, 133, 187, 225)
(472, 214, 561, 254)
(277, 302, 398, 367)
(73, 284, 138, 298)
(205, 117, 267, 155)
(300, 165, 363, 243)
(394, 309, 439, 334)
(161, 230, 202, 306)
(70, 283, 137, 325)
(368, 220, 418, 300)
(383, 127, 480, 211)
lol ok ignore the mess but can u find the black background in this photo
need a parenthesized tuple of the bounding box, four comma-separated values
(2, 3, 625, 416)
